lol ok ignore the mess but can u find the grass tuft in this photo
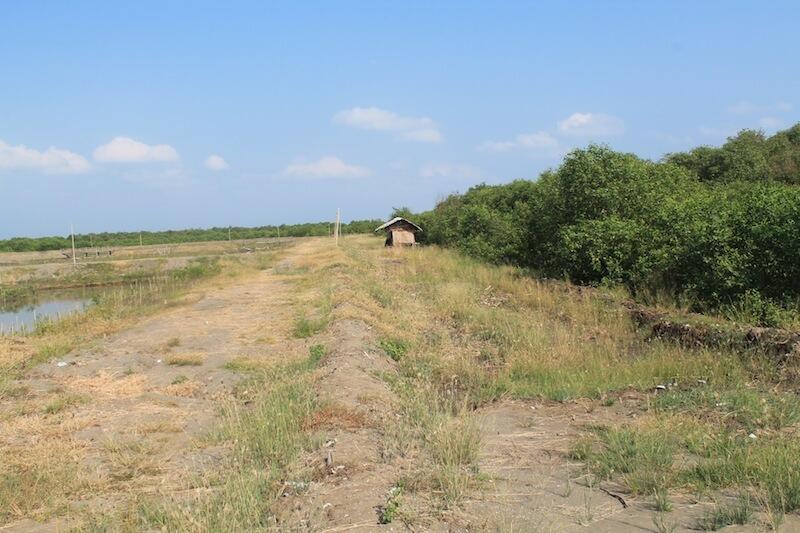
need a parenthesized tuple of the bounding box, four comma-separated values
(292, 315, 328, 338)
(43, 392, 88, 415)
(379, 338, 409, 361)
(166, 354, 204, 366)
(696, 494, 753, 530)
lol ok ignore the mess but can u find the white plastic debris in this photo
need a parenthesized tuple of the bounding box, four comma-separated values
(749, 433, 757, 439)
(56, 361, 69, 368)
(156, 359, 162, 364)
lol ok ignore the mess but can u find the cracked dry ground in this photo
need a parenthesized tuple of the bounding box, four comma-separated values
(2, 237, 784, 532)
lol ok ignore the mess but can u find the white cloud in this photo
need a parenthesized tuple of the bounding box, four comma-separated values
(284, 156, 369, 179)
(478, 131, 560, 155)
(557, 112, 625, 136)
(727, 101, 793, 115)
(93, 137, 179, 163)
(420, 162, 481, 180)
(758, 116, 785, 130)
(204, 154, 229, 171)
(334, 107, 443, 143)
(0, 139, 91, 174)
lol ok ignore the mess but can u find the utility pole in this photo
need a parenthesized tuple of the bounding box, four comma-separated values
(139, 232, 143, 247)
(335, 208, 341, 246)
(70, 223, 77, 267)
(228, 226, 232, 241)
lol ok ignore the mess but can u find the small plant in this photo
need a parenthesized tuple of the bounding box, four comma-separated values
(171, 375, 188, 385)
(308, 344, 326, 366)
(653, 511, 677, 533)
(653, 486, 672, 512)
(581, 473, 595, 525)
(569, 437, 595, 461)
(166, 337, 181, 348)
(378, 486, 403, 524)
(562, 477, 573, 498)
(696, 494, 753, 530)
(379, 338, 409, 361)
(429, 417, 481, 507)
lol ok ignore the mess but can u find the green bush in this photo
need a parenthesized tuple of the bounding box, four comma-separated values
(413, 123, 800, 325)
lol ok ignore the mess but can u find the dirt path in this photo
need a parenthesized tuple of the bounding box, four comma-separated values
(0, 241, 312, 530)
(278, 317, 406, 531)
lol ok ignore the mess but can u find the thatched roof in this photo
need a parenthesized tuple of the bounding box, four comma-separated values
(374, 217, 422, 233)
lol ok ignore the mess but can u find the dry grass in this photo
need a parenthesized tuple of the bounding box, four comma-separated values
(302, 402, 369, 430)
(104, 439, 163, 482)
(333, 236, 800, 516)
(166, 354, 204, 366)
(0, 412, 95, 523)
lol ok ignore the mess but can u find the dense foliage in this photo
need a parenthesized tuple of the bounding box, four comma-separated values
(413, 124, 800, 325)
(0, 219, 382, 253)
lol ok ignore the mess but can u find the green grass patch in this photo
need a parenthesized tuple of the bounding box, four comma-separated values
(379, 338, 409, 361)
(686, 435, 800, 514)
(574, 426, 677, 495)
(696, 494, 753, 530)
(292, 315, 328, 339)
(652, 387, 800, 431)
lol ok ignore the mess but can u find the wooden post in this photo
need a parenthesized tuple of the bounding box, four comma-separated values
(335, 208, 340, 245)
(70, 223, 77, 267)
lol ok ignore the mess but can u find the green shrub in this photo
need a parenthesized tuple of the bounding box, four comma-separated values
(413, 125, 800, 324)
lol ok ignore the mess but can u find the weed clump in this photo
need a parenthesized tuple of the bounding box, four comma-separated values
(292, 315, 328, 338)
(379, 338, 408, 361)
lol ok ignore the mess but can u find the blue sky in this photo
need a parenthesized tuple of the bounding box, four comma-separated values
(1, 1, 798, 238)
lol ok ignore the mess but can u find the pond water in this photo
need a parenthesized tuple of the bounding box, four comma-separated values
(0, 289, 96, 334)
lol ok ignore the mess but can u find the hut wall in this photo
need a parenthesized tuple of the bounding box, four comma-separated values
(391, 229, 416, 246)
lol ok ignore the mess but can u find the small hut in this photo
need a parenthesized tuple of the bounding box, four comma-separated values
(375, 217, 422, 247)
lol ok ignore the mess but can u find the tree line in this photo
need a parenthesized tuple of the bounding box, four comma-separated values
(409, 123, 800, 326)
(0, 219, 383, 253)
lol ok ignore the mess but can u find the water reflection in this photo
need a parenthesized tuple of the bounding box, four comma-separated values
(0, 289, 96, 334)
